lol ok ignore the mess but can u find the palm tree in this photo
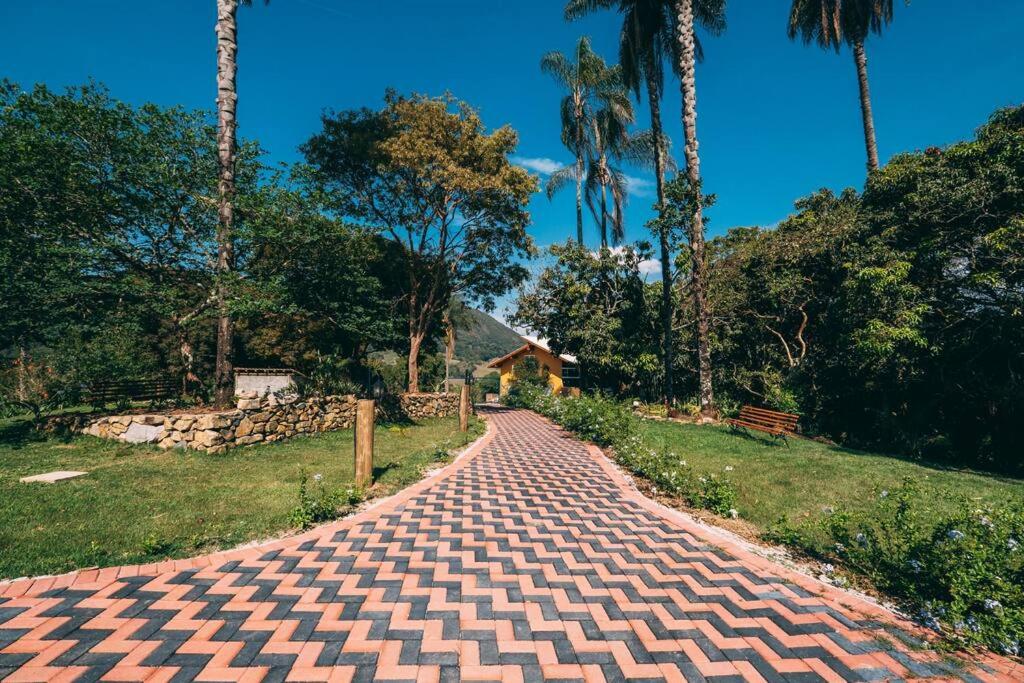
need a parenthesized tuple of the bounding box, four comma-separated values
(588, 65, 637, 248)
(540, 37, 608, 245)
(673, 0, 726, 418)
(213, 0, 265, 407)
(788, 0, 896, 172)
(565, 0, 681, 405)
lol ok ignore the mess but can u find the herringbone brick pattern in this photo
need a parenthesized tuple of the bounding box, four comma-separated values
(1, 407, 1019, 682)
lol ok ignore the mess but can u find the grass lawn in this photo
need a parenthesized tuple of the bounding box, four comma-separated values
(640, 420, 1024, 543)
(0, 415, 483, 580)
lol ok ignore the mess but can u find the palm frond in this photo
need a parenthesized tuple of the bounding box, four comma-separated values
(540, 51, 576, 88)
(564, 0, 616, 22)
(545, 165, 581, 200)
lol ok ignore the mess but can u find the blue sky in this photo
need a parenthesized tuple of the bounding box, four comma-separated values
(2, 0, 1022, 319)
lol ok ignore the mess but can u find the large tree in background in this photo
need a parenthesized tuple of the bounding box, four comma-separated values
(674, 0, 726, 417)
(301, 92, 536, 392)
(788, 0, 896, 172)
(214, 0, 265, 406)
(540, 37, 608, 245)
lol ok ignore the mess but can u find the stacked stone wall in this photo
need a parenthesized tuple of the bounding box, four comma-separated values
(41, 392, 465, 454)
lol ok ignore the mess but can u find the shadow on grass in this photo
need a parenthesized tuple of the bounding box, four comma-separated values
(681, 422, 1024, 485)
(372, 462, 400, 480)
(0, 418, 51, 449)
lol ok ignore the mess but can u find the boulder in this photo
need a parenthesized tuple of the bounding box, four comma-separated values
(193, 430, 224, 448)
(235, 417, 255, 438)
(121, 421, 165, 444)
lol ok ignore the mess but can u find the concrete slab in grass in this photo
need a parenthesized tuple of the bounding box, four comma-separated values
(19, 471, 88, 484)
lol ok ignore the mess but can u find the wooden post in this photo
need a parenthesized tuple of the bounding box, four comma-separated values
(354, 399, 374, 487)
(459, 384, 471, 432)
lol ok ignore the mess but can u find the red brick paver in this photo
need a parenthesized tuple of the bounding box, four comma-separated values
(1, 407, 1020, 682)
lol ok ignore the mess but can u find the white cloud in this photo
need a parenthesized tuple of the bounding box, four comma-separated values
(590, 246, 662, 278)
(638, 258, 662, 276)
(624, 174, 655, 199)
(511, 156, 564, 176)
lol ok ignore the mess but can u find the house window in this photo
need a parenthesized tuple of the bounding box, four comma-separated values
(561, 363, 580, 388)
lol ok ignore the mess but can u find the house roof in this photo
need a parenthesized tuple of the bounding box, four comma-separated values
(487, 336, 578, 369)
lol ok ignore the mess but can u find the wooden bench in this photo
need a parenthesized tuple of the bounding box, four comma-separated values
(727, 405, 799, 443)
(85, 378, 178, 406)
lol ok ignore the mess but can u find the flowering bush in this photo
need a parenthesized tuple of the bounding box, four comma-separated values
(771, 477, 1023, 654)
(290, 469, 365, 530)
(503, 388, 738, 518)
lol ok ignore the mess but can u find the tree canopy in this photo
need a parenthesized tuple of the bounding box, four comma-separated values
(301, 91, 537, 391)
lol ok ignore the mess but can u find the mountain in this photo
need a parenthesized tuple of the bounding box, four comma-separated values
(454, 309, 522, 373)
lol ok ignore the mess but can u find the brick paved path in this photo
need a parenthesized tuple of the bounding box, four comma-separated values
(1, 407, 1019, 682)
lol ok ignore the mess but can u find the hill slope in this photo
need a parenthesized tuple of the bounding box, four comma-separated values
(454, 309, 522, 372)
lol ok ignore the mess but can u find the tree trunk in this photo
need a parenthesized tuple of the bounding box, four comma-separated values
(647, 72, 674, 408)
(214, 0, 238, 408)
(408, 329, 424, 394)
(853, 40, 880, 172)
(17, 345, 27, 402)
(674, 0, 715, 417)
(599, 172, 609, 249)
(444, 317, 454, 394)
(575, 154, 585, 245)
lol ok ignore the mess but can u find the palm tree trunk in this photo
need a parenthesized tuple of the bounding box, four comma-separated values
(214, 0, 238, 408)
(647, 72, 674, 408)
(674, 0, 714, 417)
(599, 174, 609, 249)
(575, 154, 585, 245)
(852, 40, 880, 172)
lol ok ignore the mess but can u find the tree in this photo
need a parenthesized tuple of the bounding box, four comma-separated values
(673, 0, 726, 417)
(0, 82, 266, 404)
(512, 242, 661, 395)
(586, 64, 642, 249)
(237, 182, 407, 371)
(214, 0, 267, 407)
(541, 37, 609, 245)
(788, 0, 897, 172)
(301, 92, 536, 392)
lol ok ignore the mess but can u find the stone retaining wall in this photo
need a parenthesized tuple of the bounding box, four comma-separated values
(43, 392, 465, 454)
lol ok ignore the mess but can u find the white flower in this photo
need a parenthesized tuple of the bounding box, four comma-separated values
(727, 509, 739, 519)
(946, 529, 965, 541)
(1008, 538, 1019, 552)
(907, 559, 923, 573)
(855, 533, 868, 546)
(313, 473, 323, 483)
(984, 598, 1002, 611)
(979, 515, 993, 528)
(724, 466, 734, 472)
(880, 490, 889, 499)
(821, 563, 835, 574)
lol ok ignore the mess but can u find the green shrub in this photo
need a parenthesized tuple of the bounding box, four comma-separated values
(779, 478, 1023, 654)
(290, 469, 364, 530)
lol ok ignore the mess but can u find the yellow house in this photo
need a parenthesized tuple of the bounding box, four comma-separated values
(488, 336, 579, 396)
